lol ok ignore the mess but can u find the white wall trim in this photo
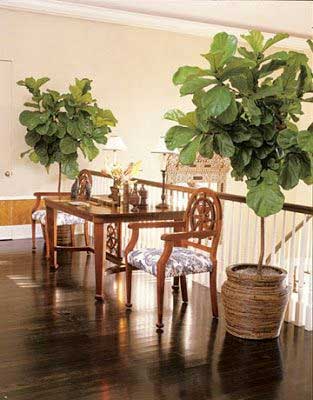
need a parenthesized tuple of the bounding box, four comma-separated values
(0, 0, 310, 50)
(0, 224, 43, 240)
(0, 195, 35, 200)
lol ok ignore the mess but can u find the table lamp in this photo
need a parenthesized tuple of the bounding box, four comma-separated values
(151, 136, 177, 209)
(103, 135, 127, 165)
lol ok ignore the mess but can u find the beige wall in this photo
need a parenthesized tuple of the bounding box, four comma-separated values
(0, 8, 311, 206)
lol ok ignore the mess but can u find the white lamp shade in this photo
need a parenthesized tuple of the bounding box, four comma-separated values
(103, 135, 127, 151)
(151, 136, 178, 154)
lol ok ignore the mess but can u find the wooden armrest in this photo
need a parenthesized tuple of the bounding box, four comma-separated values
(33, 191, 70, 198)
(161, 230, 215, 242)
(128, 221, 184, 230)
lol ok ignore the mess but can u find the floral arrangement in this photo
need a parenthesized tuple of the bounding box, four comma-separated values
(102, 161, 142, 187)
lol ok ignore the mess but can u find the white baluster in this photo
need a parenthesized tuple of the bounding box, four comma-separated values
(295, 217, 308, 326)
(285, 212, 296, 322)
(227, 202, 235, 266)
(244, 207, 250, 263)
(270, 214, 277, 266)
(252, 213, 259, 264)
(236, 203, 242, 263)
(280, 211, 287, 267)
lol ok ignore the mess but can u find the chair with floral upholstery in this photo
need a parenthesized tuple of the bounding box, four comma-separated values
(31, 170, 91, 258)
(125, 187, 222, 330)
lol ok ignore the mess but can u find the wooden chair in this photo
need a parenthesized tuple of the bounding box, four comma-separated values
(31, 170, 91, 258)
(125, 188, 222, 330)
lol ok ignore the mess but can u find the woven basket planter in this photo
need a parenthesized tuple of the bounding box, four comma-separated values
(42, 225, 72, 246)
(221, 264, 290, 340)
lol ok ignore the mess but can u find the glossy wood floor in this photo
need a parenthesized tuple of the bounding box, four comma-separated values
(0, 238, 312, 400)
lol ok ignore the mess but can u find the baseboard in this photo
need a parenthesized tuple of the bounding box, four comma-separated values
(0, 224, 43, 240)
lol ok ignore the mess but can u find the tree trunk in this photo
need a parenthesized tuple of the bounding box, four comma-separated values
(57, 163, 62, 193)
(257, 217, 265, 273)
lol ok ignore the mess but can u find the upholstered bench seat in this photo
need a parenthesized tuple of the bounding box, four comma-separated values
(127, 247, 212, 278)
(32, 209, 85, 226)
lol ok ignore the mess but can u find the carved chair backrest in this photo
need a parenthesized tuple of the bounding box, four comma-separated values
(183, 188, 222, 258)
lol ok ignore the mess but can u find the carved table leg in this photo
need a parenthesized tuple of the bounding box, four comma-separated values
(46, 206, 58, 269)
(94, 222, 107, 302)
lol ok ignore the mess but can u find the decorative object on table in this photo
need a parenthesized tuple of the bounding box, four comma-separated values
(111, 186, 121, 206)
(71, 178, 79, 200)
(164, 30, 313, 339)
(139, 184, 148, 209)
(129, 183, 140, 212)
(125, 188, 222, 331)
(122, 181, 130, 206)
(151, 136, 177, 209)
(102, 161, 142, 200)
(103, 135, 127, 165)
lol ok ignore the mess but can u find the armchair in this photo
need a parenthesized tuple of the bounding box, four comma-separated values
(125, 188, 222, 330)
(31, 170, 92, 258)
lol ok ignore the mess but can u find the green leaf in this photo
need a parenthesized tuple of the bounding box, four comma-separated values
(80, 137, 99, 161)
(237, 47, 256, 61)
(92, 127, 109, 144)
(263, 33, 289, 51)
(213, 132, 235, 157)
(19, 110, 50, 130)
(231, 129, 251, 143)
(178, 111, 197, 128)
(203, 32, 237, 70)
(247, 129, 263, 147)
(172, 66, 208, 85)
(258, 60, 286, 78)
(36, 122, 51, 135)
(217, 96, 238, 124)
(220, 57, 256, 80)
(25, 130, 41, 147)
(242, 98, 261, 126)
(61, 156, 79, 179)
(229, 71, 254, 95)
(308, 39, 313, 53)
(277, 129, 298, 149)
(20, 149, 32, 158)
(202, 86, 232, 117)
(66, 119, 83, 139)
(180, 77, 216, 96)
(241, 30, 264, 53)
(93, 109, 118, 127)
(279, 154, 301, 189)
(246, 180, 284, 217)
(165, 125, 196, 150)
(56, 125, 66, 139)
(29, 151, 40, 163)
(199, 135, 214, 159)
(253, 85, 281, 99)
(231, 147, 252, 171)
(297, 130, 313, 153)
(24, 102, 40, 109)
(179, 135, 202, 165)
(262, 51, 289, 62)
(164, 109, 185, 122)
(60, 136, 78, 154)
(245, 158, 262, 179)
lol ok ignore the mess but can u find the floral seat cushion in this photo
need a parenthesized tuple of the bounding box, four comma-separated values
(32, 209, 85, 226)
(127, 247, 212, 278)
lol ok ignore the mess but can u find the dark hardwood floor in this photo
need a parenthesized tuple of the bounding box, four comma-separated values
(0, 238, 312, 400)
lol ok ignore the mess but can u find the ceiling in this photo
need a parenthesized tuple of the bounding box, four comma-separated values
(55, 0, 312, 38)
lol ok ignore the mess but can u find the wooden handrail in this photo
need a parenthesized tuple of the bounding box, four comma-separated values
(87, 169, 313, 216)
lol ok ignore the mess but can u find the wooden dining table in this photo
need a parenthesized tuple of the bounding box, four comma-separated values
(45, 197, 185, 301)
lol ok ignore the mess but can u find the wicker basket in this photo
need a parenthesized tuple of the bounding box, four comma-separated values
(221, 264, 290, 340)
(42, 225, 72, 246)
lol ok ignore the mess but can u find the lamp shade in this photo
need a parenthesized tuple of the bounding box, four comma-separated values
(151, 136, 178, 154)
(103, 135, 127, 151)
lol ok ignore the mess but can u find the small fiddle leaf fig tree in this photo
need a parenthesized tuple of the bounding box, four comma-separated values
(165, 31, 313, 270)
(18, 77, 117, 191)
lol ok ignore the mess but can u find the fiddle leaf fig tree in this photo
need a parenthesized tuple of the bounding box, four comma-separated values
(18, 77, 117, 190)
(165, 31, 313, 269)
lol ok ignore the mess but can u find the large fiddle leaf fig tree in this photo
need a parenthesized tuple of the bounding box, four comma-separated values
(18, 77, 117, 190)
(165, 31, 313, 269)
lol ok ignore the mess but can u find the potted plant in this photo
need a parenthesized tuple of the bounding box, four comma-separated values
(164, 30, 313, 339)
(18, 77, 117, 191)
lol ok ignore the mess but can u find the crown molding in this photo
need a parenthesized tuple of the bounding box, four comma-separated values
(0, 0, 310, 50)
